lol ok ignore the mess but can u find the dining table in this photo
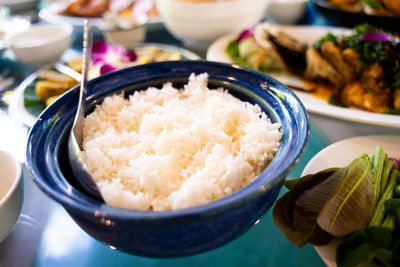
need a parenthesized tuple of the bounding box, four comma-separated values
(0, 2, 399, 267)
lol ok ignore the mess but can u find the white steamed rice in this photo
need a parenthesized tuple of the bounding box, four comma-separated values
(82, 73, 281, 211)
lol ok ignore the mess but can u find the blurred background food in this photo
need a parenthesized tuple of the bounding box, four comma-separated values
(312, 0, 400, 31)
(58, 0, 158, 19)
(225, 22, 400, 114)
(327, 0, 400, 17)
(26, 41, 197, 108)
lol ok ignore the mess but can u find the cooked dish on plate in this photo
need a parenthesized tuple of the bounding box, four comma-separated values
(59, 0, 158, 18)
(22, 42, 199, 118)
(327, 0, 400, 17)
(225, 22, 400, 114)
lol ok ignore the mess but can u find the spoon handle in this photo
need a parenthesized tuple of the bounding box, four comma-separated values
(72, 19, 91, 149)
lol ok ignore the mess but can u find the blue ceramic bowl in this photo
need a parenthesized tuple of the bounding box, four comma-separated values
(26, 61, 309, 258)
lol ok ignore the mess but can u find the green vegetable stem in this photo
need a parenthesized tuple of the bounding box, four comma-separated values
(372, 146, 387, 209)
(369, 168, 398, 226)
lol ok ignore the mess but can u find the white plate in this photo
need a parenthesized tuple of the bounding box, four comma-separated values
(39, 2, 163, 31)
(206, 25, 400, 129)
(301, 134, 400, 267)
(9, 43, 200, 127)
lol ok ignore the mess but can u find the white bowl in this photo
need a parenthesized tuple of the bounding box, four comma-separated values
(265, 0, 308, 25)
(156, 0, 269, 46)
(102, 15, 148, 47)
(9, 24, 73, 67)
(0, 150, 23, 243)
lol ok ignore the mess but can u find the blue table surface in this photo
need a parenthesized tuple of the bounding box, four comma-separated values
(1, 3, 397, 267)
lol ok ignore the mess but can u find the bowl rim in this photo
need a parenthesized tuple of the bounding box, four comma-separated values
(26, 60, 309, 220)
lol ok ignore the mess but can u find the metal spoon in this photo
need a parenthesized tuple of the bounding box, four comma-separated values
(68, 19, 104, 203)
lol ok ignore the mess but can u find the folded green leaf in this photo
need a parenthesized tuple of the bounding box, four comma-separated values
(317, 157, 374, 236)
(272, 168, 338, 247)
(284, 178, 300, 191)
(294, 167, 348, 233)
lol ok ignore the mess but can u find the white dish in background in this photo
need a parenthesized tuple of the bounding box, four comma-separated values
(9, 43, 201, 127)
(156, 0, 269, 46)
(9, 24, 73, 67)
(1, 0, 40, 13)
(39, 1, 163, 31)
(0, 150, 23, 243)
(301, 135, 400, 267)
(265, 0, 308, 25)
(206, 25, 400, 129)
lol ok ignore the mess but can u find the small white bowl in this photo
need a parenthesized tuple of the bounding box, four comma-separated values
(265, 0, 308, 25)
(156, 0, 269, 46)
(102, 15, 148, 47)
(9, 24, 73, 67)
(0, 150, 23, 243)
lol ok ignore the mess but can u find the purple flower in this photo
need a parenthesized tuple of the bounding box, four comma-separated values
(92, 41, 109, 56)
(362, 31, 391, 43)
(237, 28, 254, 42)
(125, 50, 137, 62)
(92, 57, 105, 65)
(100, 64, 117, 75)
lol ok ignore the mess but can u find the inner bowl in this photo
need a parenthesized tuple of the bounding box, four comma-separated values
(25, 61, 309, 257)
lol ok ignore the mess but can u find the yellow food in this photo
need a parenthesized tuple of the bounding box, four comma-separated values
(35, 81, 75, 102)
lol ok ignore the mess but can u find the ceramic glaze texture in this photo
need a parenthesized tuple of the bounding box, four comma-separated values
(26, 61, 309, 257)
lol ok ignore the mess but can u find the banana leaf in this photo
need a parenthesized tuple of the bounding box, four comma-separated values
(317, 157, 374, 236)
(272, 168, 338, 247)
(294, 167, 349, 233)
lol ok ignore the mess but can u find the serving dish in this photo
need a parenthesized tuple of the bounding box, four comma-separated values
(156, 0, 268, 46)
(301, 134, 400, 267)
(206, 25, 400, 128)
(0, 150, 23, 243)
(311, 0, 400, 31)
(8, 43, 200, 127)
(265, 0, 308, 24)
(25, 60, 309, 257)
(9, 24, 73, 67)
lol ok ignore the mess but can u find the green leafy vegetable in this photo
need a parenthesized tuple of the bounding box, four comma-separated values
(314, 32, 338, 49)
(272, 168, 338, 247)
(317, 156, 374, 236)
(294, 168, 348, 234)
(274, 146, 400, 266)
(337, 226, 393, 267)
(225, 39, 240, 60)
